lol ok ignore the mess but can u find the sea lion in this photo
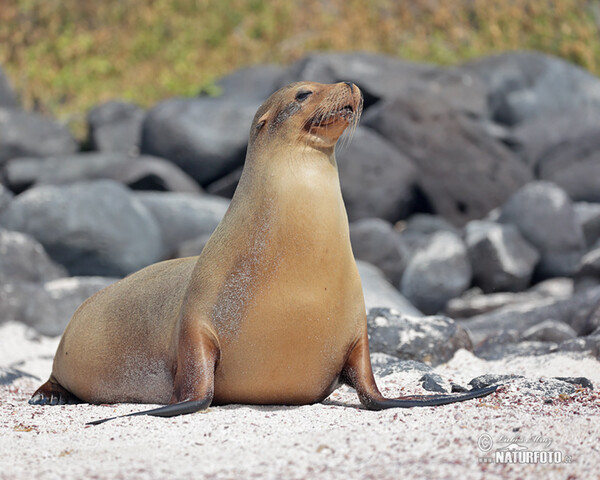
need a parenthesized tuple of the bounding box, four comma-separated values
(30, 81, 497, 424)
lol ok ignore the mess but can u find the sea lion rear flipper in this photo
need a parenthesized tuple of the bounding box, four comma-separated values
(341, 327, 500, 409)
(29, 377, 82, 406)
(87, 329, 220, 426)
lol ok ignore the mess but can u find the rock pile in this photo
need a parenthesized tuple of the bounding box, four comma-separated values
(1, 50, 599, 366)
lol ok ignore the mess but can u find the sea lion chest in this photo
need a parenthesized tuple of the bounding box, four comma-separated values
(206, 162, 364, 405)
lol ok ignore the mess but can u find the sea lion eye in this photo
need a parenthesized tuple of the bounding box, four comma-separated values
(295, 90, 313, 102)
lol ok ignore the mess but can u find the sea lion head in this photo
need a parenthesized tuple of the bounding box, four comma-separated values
(249, 81, 363, 153)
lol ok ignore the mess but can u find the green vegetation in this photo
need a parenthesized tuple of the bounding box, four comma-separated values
(1, 0, 599, 125)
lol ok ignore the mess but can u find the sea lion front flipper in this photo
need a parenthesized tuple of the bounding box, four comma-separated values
(341, 327, 499, 409)
(87, 328, 220, 426)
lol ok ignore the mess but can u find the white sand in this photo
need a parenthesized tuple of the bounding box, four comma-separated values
(1, 321, 599, 480)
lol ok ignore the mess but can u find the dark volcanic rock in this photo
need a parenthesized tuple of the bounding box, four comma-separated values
(468, 374, 523, 390)
(337, 127, 418, 222)
(100, 156, 201, 193)
(461, 51, 600, 126)
(364, 91, 532, 225)
(400, 231, 471, 314)
(575, 248, 600, 291)
(6, 153, 200, 194)
(475, 341, 560, 360)
(357, 261, 422, 316)
(281, 51, 438, 108)
(420, 373, 447, 393)
(508, 108, 600, 167)
(464, 220, 539, 293)
(537, 131, 600, 203)
(469, 374, 582, 397)
(282, 52, 488, 116)
(559, 335, 600, 359)
(554, 377, 594, 389)
(521, 320, 577, 342)
(87, 100, 145, 154)
(0, 67, 18, 108)
(135, 192, 229, 257)
(399, 214, 461, 253)
(370, 352, 432, 377)
(0, 229, 67, 283)
(0, 108, 77, 165)
(141, 96, 259, 186)
(349, 218, 409, 285)
(0, 277, 117, 336)
(574, 202, 600, 248)
(499, 181, 586, 278)
(366, 308, 472, 366)
(446, 278, 573, 318)
(460, 285, 600, 345)
(215, 64, 286, 101)
(0, 185, 13, 213)
(0, 180, 163, 276)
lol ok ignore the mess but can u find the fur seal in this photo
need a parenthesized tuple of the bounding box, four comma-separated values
(30, 81, 497, 424)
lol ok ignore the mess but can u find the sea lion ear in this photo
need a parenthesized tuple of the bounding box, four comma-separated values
(255, 113, 269, 131)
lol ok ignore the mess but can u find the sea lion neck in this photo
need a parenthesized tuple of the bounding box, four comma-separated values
(236, 142, 339, 203)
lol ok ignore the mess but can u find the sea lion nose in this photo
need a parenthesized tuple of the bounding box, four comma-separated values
(344, 81, 354, 92)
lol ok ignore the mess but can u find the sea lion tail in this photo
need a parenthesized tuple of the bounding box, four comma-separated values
(86, 398, 212, 426)
(361, 384, 500, 410)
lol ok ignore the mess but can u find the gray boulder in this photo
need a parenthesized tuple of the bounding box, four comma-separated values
(87, 101, 145, 154)
(0, 180, 163, 276)
(400, 231, 472, 314)
(461, 51, 600, 126)
(135, 192, 229, 257)
(357, 261, 421, 316)
(366, 308, 472, 366)
(281, 51, 438, 108)
(499, 181, 585, 278)
(460, 285, 600, 346)
(0, 108, 77, 165)
(370, 352, 432, 377)
(559, 334, 600, 360)
(0, 67, 18, 108)
(399, 214, 460, 253)
(141, 96, 259, 186)
(363, 91, 532, 225)
(337, 127, 418, 222)
(349, 218, 409, 286)
(574, 248, 600, 291)
(537, 131, 600, 203)
(0, 184, 13, 213)
(507, 108, 600, 167)
(521, 320, 577, 343)
(469, 375, 584, 397)
(215, 64, 286, 101)
(0, 277, 117, 336)
(574, 202, 600, 248)
(446, 278, 573, 318)
(282, 52, 488, 116)
(464, 220, 539, 293)
(0, 229, 67, 283)
(6, 153, 201, 194)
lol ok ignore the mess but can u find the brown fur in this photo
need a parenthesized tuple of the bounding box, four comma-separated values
(31, 82, 498, 419)
(34, 82, 365, 406)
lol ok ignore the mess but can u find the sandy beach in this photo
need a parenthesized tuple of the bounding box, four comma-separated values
(1, 321, 598, 480)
